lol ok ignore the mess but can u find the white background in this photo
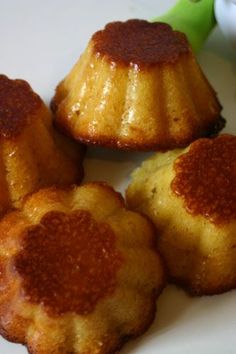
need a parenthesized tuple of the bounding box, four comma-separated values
(0, 1, 235, 353)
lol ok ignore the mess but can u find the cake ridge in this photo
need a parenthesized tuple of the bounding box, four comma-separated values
(126, 134, 236, 295)
(52, 19, 223, 151)
(0, 183, 165, 353)
(0, 75, 84, 216)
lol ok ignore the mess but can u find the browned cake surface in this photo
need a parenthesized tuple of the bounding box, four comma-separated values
(0, 75, 84, 216)
(171, 135, 236, 225)
(0, 75, 42, 139)
(92, 19, 190, 67)
(52, 19, 222, 151)
(0, 183, 165, 354)
(15, 210, 123, 316)
(126, 135, 236, 296)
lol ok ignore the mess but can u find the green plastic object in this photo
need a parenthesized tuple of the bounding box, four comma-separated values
(152, 0, 216, 53)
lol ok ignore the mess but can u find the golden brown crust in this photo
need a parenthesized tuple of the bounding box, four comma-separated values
(0, 183, 165, 354)
(0, 75, 42, 139)
(92, 20, 190, 68)
(14, 210, 123, 316)
(171, 134, 236, 224)
(21, 181, 125, 209)
(0, 75, 84, 217)
(51, 22, 223, 152)
(56, 115, 225, 152)
(126, 139, 236, 296)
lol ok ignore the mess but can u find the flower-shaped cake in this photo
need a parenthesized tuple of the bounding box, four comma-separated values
(0, 183, 164, 354)
(127, 135, 236, 295)
(51, 19, 223, 151)
(0, 74, 84, 216)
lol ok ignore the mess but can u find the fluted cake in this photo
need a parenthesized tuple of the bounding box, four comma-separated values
(52, 19, 223, 151)
(0, 75, 84, 216)
(126, 135, 236, 295)
(0, 183, 164, 353)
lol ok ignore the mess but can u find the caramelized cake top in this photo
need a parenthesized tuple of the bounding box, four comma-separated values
(14, 210, 123, 316)
(0, 75, 42, 139)
(92, 19, 190, 68)
(171, 135, 236, 225)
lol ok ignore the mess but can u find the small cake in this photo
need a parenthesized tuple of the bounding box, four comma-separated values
(0, 75, 84, 215)
(126, 135, 236, 295)
(52, 19, 223, 151)
(0, 183, 164, 354)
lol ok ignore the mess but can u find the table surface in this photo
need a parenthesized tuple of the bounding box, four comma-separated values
(0, 1, 235, 353)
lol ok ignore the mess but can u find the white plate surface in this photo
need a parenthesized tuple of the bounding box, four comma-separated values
(0, 1, 235, 353)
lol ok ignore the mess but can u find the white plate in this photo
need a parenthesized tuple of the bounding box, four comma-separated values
(0, 1, 235, 353)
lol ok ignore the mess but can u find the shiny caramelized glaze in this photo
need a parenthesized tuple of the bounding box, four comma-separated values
(14, 210, 123, 316)
(172, 135, 236, 224)
(0, 75, 42, 139)
(92, 19, 190, 67)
